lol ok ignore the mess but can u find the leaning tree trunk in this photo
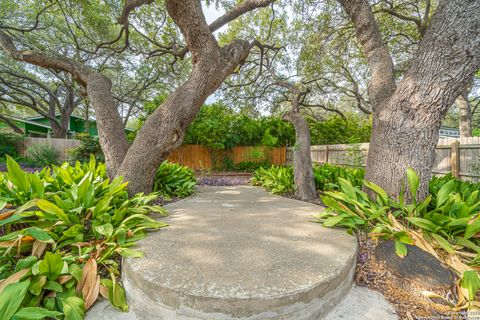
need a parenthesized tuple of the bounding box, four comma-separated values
(283, 111, 317, 201)
(457, 92, 472, 138)
(115, 0, 258, 194)
(0, 0, 275, 194)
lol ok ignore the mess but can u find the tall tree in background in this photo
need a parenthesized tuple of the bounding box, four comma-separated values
(0, 66, 81, 138)
(338, 0, 480, 199)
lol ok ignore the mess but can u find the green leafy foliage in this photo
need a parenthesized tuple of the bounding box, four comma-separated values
(313, 164, 365, 191)
(252, 164, 364, 195)
(316, 171, 480, 304)
(153, 161, 196, 198)
(183, 103, 295, 149)
(0, 132, 23, 161)
(0, 156, 168, 317)
(308, 114, 372, 145)
(69, 133, 105, 163)
(234, 161, 271, 172)
(25, 144, 59, 167)
(252, 166, 294, 194)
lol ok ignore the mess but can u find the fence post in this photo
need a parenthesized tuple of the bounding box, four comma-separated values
(324, 145, 329, 164)
(451, 141, 460, 178)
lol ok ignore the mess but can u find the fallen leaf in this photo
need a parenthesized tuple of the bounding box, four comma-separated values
(0, 268, 29, 293)
(32, 240, 47, 258)
(58, 275, 72, 284)
(76, 258, 100, 310)
(0, 210, 14, 221)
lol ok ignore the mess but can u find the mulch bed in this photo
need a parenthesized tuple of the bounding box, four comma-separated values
(354, 234, 456, 319)
(196, 172, 252, 186)
(0, 163, 44, 173)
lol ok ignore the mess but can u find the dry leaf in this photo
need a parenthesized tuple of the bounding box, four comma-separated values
(58, 275, 72, 284)
(84, 275, 100, 310)
(32, 240, 47, 258)
(76, 258, 100, 310)
(99, 284, 109, 299)
(0, 268, 29, 293)
(0, 210, 14, 221)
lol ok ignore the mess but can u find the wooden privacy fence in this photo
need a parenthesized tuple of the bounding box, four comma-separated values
(286, 137, 480, 181)
(17, 137, 81, 160)
(167, 145, 287, 170)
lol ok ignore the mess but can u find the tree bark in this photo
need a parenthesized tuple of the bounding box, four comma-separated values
(117, 0, 258, 194)
(338, 0, 396, 111)
(0, 31, 130, 176)
(457, 92, 472, 138)
(0, 115, 24, 134)
(364, 0, 480, 199)
(283, 110, 317, 201)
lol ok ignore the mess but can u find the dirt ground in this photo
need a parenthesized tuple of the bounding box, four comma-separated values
(354, 234, 469, 320)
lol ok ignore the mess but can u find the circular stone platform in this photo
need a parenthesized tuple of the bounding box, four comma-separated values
(97, 186, 357, 319)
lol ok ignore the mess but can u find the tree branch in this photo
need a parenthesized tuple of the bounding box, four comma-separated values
(338, 0, 396, 111)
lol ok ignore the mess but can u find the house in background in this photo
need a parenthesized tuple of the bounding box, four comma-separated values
(0, 114, 134, 138)
(439, 126, 460, 139)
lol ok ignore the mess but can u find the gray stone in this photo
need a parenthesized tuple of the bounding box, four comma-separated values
(324, 285, 398, 320)
(375, 240, 454, 290)
(89, 186, 358, 319)
(88, 285, 398, 320)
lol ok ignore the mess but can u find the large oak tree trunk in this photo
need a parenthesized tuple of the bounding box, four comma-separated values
(283, 111, 317, 201)
(366, 114, 441, 200)
(340, 0, 480, 199)
(115, 1, 257, 194)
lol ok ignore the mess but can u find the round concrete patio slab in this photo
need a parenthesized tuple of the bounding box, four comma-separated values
(90, 186, 358, 319)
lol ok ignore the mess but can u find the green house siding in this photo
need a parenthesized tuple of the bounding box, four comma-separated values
(29, 117, 51, 126)
(25, 123, 50, 136)
(0, 119, 50, 137)
(2, 115, 133, 138)
(70, 117, 98, 136)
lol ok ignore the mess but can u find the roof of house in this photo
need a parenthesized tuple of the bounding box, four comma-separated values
(21, 114, 135, 132)
(9, 116, 53, 129)
(439, 126, 460, 131)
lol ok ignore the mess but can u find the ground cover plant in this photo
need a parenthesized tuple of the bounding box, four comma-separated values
(0, 156, 168, 319)
(25, 144, 59, 167)
(0, 132, 23, 162)
(252, 166, 294, 194)
(252, 164, 365, 195)
(313, 164, 364, 191)
(153, 161, 196, 198)
(69, 134, 105, 163)
(316, 170, 480, 309)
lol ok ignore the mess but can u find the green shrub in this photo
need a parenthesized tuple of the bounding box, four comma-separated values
(0, 132, 23, 160)
(308, 114, 371, 145)
(153, 161, 196, 198)
(252, 166, 294, 194)
(313, 164, 365, 191)
(222, 157, 236, 171)
(252, 164, 364, 194)
(0, 156, 167, 316)
(69, 133, 104, 162)
(316, 170, 480, 305)
(25, 143, 59, 167)
(235, 161, 271, 172)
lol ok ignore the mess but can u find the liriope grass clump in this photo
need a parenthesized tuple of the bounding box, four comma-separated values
(153, 161, 196, 198)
